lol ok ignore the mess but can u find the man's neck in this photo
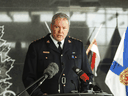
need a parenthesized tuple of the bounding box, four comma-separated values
(50, 34, 65, 49)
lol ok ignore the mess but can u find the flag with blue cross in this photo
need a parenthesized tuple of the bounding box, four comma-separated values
(105, 27, 128, 96)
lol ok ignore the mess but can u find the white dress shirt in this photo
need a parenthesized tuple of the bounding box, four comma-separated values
(50, 34, 64, 49)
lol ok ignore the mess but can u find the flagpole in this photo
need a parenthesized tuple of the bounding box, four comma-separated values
(116, 12, 118, 28)
(87, 27, 96, 41)
(94, 24, 103, 39)
(86, 24, 102, 55)
(45, 21, 51, 33)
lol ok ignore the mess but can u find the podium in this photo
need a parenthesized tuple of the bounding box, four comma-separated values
(47, 92, 113, 96)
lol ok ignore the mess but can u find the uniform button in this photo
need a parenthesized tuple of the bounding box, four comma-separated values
(61, 54, 63, 56)
(63, 74, 65, 76)
(63, 85, 65, 87)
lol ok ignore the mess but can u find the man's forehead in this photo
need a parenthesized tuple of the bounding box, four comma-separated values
(54, 18, 69, 24)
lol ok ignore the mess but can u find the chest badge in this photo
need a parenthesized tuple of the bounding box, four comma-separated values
(68, 40, 71, 43)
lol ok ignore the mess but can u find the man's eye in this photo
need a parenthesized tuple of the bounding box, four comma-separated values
(56, 26, 59, 28)
(63, 27, 67, 30)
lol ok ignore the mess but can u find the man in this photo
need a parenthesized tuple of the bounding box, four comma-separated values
(22, 13, 93, 96)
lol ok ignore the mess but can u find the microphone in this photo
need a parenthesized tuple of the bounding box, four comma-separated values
(72, 66, 89, 82)
(17, 62, 59, 96)
(89, 84, 102, 93)
(72, 67, 102, 93)
(30, 62, 59, 95)
(93, 85, 102, 92)
(43, 62, 59, 79)
(39, 62, 59, 85)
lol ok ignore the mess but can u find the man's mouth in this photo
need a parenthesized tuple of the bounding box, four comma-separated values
(57, 35, 63, 37)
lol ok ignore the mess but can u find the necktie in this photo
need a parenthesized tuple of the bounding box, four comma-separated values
(58, 42, 62, 53)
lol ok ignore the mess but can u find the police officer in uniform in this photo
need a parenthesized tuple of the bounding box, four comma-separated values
(22, 13, 93, 96)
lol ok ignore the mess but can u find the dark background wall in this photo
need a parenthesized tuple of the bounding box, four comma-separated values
(0, 0, 127, 96)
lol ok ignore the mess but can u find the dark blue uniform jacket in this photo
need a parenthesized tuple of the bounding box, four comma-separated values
(22, 33, 93, 96)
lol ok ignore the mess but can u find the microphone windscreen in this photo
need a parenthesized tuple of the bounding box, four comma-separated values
(72, 66, 84, 76)
(44, 62, 59, 79)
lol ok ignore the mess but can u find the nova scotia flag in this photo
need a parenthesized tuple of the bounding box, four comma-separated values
(105, 27, 128, 96)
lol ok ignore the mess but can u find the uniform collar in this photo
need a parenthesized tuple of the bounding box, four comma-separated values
(50, 34, 65, 49)
(45, 33, 71, 54)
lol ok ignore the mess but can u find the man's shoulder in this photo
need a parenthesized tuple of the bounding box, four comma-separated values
(29, 36, 48, 49)
(68, 36, 82, 43)
(31, 34, 50, 44)
(31, 37, 44, 44)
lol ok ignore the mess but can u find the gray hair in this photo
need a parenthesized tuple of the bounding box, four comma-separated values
(51, 13, 69, 25)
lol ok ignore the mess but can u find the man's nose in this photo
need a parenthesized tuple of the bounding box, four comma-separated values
(59, 28, 63, 33)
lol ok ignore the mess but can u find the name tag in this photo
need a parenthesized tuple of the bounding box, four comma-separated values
(43, 51, 50, 54)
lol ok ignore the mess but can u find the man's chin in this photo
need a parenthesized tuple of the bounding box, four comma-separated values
(56, 38, 64, 42)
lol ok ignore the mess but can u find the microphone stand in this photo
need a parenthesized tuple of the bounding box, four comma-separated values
(30, 75, 48, 96)
(58, 63, 65, 93)
(16, 75, 46, 96)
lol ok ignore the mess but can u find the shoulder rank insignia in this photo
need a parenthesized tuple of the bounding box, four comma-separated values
(68, 40, 71, 43)
(47, 40, 50, 43)
(76, 39, 82, 42)
(32, 38, 40, 42)
(32, 40, 36, 42)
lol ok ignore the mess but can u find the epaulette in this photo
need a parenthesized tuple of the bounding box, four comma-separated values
(32, 37, 44, 43)
(76, 39, 82, 42)
(69, 36, 82, 42)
